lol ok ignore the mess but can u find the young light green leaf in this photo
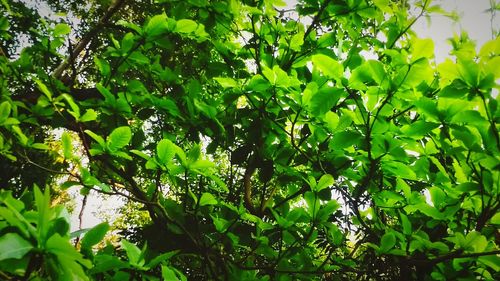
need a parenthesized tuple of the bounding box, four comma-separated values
(199, 192, 217, 206)
(324, 111, 339, 132)
(61, 132, 73, 159)
(290, 33, 304, 51)
(107, 126, 131, 151)
(1, 117, 19, 126)
(130, 149, 151, 160)
(400, 213, 412, 235)
(84, 130, 106, 148)
(162, 265, 178, 280)
(34, 79, 53, 100)
(79, 109, 97, 122)
(114, 151, 133, 160)
(312, 54, 343, 79)
(316, 174, 334, 192)
(190, 159, 214, 170)
(12, 126, 29, 145)
(175, 19, 197, 33)
(121, 239, 143, 266)
(491, 213, 500, 225)
(0, 101, 11, 123)
(157, 139, 175, 165)
(53, 23, 71, 36)
(411, 38, 434, 62)
(214, 77, 239, 88)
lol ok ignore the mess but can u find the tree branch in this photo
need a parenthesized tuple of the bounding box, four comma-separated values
(52, 0, 127, 79)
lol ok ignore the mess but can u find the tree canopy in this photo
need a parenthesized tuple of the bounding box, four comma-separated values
(0, 0, 499, 280)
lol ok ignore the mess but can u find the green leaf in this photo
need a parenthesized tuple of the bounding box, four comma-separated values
(451, 110, 488, 125)
(309, 88, 342, 116)
(121, 239, 143, 266)
(0, 101, 11, 123)
(262, 65, 276, 84)
(46, 234, 92, 270)
(175, 19, 197, 33)
(190, 159, 214, 170)
(31, 143, 49, 150)
(12, 126, 28, 145)
(157, 139, 175, 165)
(290, 33, 304, 51)
(330, 131, 362, 150)
(146, 251, 179, 268)
(79, 109, 98, 122)
(400, 213, 412, 235)
(214, 77, 239, 88)
(34, 79, 52, 100)
(130, 149, 151, 160)
(349, 60, 387, 90)
(187, 144, 201, 163)
(34, 185, 51, 242)
(107, 126, 131, 151)
(464, 231, 487, 252)
(415, 203, 444, 220)
(85, 130, 106, 148)
(162, 265, 179, 280)
(1, 117, 19, 126)
(61, 132, 73, 159)
(317, 200, 340, 222)
(379, 232, 396, 253)
(316, 174, 334, 192)
(199, 193, 217, 206)
(53, 23, 71, 36)
(491, 212, 500, 225)
(129, 51, 150, 64)
(0, 233, 33, 260)
(382, 161, 417, 180)
(312, 54, 343, 79)
(478, 255, 500, 272)
(324, 111, 339, 131)
(401, 121, 440, 137)
(81, 222, 109, 250)
(145, 14, 169, 37)
(304, 191, 319, 218)
(94, 57, 110, 77)
(411, 38, 434, 62)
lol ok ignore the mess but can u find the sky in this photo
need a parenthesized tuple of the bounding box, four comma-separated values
(69, 0, 499, 231)
(413, 0, 499, 62)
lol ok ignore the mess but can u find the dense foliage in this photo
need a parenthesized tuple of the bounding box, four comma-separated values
(1, 0, 499, 280)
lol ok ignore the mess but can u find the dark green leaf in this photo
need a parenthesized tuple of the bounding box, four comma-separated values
(379, 232, 396, 253)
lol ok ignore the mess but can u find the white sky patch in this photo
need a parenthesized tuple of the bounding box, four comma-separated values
(413, 0, 499, 62)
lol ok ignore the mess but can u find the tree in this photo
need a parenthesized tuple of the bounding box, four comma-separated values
(0, 0, 499, 280)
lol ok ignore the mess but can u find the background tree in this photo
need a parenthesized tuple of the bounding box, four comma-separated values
(0, 0, 499, 280)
